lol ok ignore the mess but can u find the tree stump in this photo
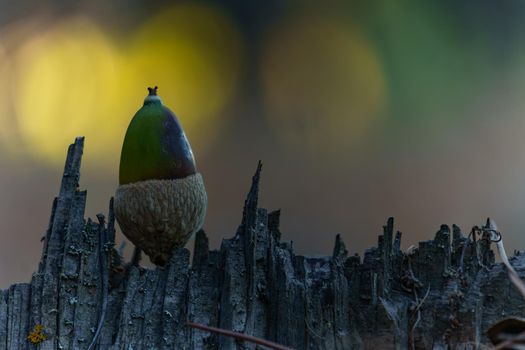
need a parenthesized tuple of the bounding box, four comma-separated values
(0, 137, 524, 349)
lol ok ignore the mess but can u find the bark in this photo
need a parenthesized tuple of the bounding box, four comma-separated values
(0, 138, 523, 349)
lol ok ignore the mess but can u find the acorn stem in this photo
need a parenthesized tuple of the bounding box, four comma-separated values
(147, 86, 158, 96)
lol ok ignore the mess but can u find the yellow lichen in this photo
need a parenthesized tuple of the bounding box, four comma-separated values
(27, 324, 46, 344)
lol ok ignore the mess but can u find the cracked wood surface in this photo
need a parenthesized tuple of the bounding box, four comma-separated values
(1, 138, 524, 349)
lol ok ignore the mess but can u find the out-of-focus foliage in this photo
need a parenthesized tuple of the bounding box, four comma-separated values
(128, 4, 243, 151)
(370, 1, 492, 130)
(13, 17, 121, 164)
(1, 4, 243, 166)
(260, 12, 385, 152)
(3, 0, 525, 288)
(1, 1, 524, 162)
(0, 44, 10, 152)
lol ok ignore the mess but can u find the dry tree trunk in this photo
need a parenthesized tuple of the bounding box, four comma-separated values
(1, 137, 524, 350)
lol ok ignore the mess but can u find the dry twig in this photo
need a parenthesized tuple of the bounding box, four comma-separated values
(187, 321, 294, 350)
(485, 218, 525, 350)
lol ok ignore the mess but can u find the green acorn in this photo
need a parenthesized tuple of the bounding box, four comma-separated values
(114, 87, 207, 265)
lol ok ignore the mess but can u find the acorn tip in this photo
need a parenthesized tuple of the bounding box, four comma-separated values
(147, 86, 158, 96)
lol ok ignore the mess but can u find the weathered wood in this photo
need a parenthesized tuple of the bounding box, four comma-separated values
(40, 137, 84, 350)
(0, 290, 7, 349)
(188, 231, 221, 349)
(58, 190, 86, 349)
(4, 138, 525, 349)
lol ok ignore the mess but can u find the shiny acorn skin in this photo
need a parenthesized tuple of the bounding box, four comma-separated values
(115, 87, 207, 266)
(119, 87, 196, 185)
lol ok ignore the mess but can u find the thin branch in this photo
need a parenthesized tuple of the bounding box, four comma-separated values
(486, 219, 525, 299)
(486, 218, 525, 350)
(412, 286, 431, 323)
(187, 321, 294, 350)
(409, 286, 430, 348)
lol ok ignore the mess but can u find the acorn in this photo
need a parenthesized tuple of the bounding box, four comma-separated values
(114, 87, 207, 266)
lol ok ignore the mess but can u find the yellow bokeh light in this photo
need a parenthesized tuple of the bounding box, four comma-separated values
(0, 18, 51, 156)
(13, 17, 121, 166)
(127, 3, 243, 149)
(0, 44, 9, 152)
(260, 14, 386, 152)
(10, 5, 243, 167)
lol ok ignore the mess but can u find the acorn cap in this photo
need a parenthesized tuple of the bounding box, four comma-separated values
(119, 87, 197, 185)
(114, 173, 207, 265)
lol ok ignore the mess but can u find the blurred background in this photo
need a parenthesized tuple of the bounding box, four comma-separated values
(1, 0, 525, 287)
